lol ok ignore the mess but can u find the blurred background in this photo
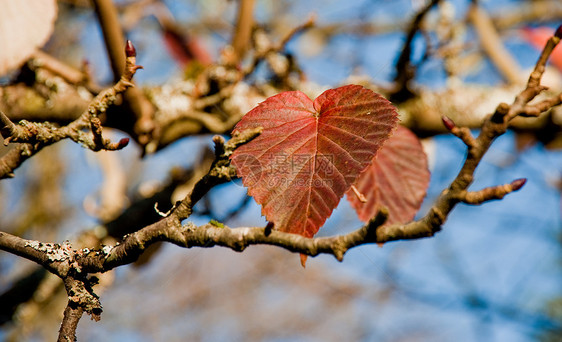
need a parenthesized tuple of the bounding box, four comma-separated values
(0, 0, 561, 341)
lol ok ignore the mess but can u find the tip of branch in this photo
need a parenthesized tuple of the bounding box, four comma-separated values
(510, 178, 527, 191)
(125, 40, 136, 58)
(555, 25, 562, 39)
(442, 116, 456, 131)
(306, 14, 317, 26)
(213, 135, 226, 157)
(104, 137, 130, 150)
(117, 138, 130, 148)
(213, 135, 226, 145)
(300, 253, 308, 268)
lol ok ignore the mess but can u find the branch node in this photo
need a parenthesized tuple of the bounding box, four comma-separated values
(213, 135, 226, 158)
(225, 127, 263, 155)
(442, 116, 456, 131)
(365, 207, 389, 240)
(125, 40, 136, 58)
(446, 123, 477, 148)
(491, 102, 510, 122)
(460, 178, 526, 205)
(510, 178, 527, 191)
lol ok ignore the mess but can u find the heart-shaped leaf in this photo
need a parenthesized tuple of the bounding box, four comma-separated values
(347, 125, 430, 225)
(231, 85, 398, 238)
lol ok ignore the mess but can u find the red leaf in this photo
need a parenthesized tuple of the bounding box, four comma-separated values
(231, 85, 398, 238)
(153, 4, 213, 67)
(347, 125, 430, 225)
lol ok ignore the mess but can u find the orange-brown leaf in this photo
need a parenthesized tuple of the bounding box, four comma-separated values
(231, 85, 398, 238)
(348, 125, 430, 225)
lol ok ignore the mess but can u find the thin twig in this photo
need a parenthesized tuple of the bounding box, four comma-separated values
(243, 16, 315, 78)
(31, 51, 102, 94)
(231, 0, 256, 63)
(468, 3, 523, 85)
(92, 0, 155, 147)
(92, 0, 126, 81)
(0, 42, 140, 178)
(392, 0, 442, 102)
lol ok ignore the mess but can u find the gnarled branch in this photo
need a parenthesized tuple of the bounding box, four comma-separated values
(0, 42, 141, 179)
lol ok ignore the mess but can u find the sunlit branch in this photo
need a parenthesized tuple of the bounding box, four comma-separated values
(0, 42, 140, 179)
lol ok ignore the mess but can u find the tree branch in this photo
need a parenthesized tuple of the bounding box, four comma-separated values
(173, 127, 263, 220)
(231, 0, 255, 63)
(392, 0, 442, 102)
(2, 13, 562, 340)
(92, 0, 155, 147)
(468, 3, 523, 85)
(0, 42, 141, 179)
(57, 302, 83, 342)
(3, 27, 561, 273)
(92, 0, 126, 82)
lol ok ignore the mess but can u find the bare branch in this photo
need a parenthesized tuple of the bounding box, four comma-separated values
(457, 178, 527, 205)
(0, 42, 141, 179)
(392, 0, 442, 101)
(57, 303, 83, 342)
(173, 127, 263, 220)
(31, 51, 102, 94)
(92, 0, 155, 147)
(468, 3, 523, 85)
(92, 0, 126, 82)
(278, 15, 316, 50)
(231, 0, 256, 63)
(243, 16, 315, 79)
(442, 116, 478, 149)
